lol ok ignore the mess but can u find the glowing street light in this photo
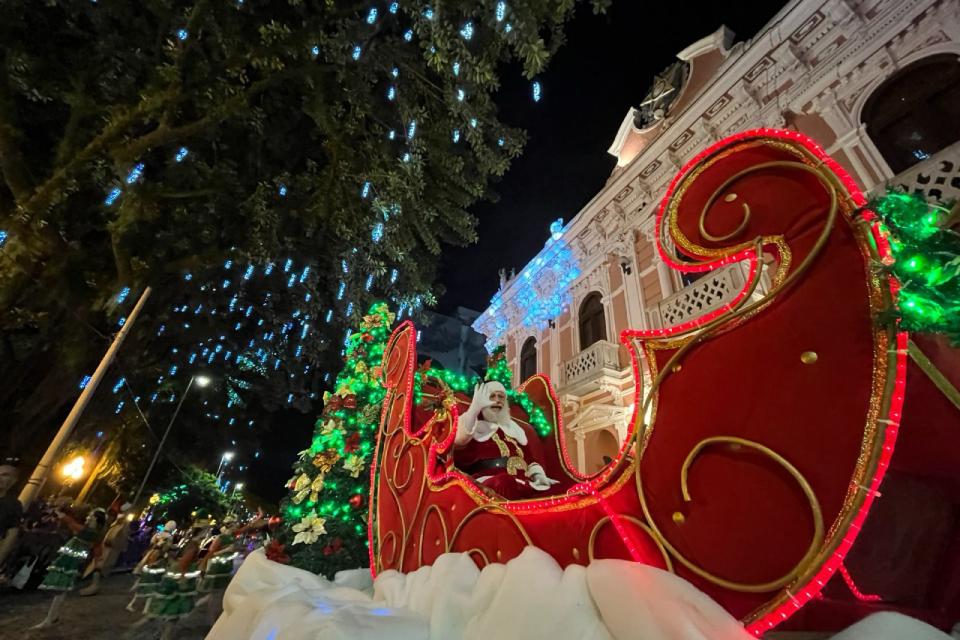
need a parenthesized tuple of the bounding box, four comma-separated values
(195, 375, 212, 388)
(60, 455, 86, 481)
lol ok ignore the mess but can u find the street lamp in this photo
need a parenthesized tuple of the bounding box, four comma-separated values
(232, 482, 244, 496)
(216, 451, 235, 480)
(60, 455, 86, 481)
(132, 374, 212, 505)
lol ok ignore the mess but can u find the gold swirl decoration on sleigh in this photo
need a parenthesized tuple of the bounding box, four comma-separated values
(368, 131, 903, 632)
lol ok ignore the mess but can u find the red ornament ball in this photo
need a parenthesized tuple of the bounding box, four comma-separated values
(348, 494, 364, 509)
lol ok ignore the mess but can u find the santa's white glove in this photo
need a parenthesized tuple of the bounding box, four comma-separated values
(456, 383, 497, 445)
(525, 463, 560, 491)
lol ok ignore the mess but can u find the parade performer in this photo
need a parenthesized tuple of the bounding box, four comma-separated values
(454, 381, 559, 499)
(139, 519, 209, 640)
(32, 507, 107, 628)
(197, 518, 242, 625)
(79, 505, 132, 596)
(126, 519, 177, 611)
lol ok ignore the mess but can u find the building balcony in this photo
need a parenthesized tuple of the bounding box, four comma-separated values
(653, 261, 761, 329)
(886, 141, 960, 204)
(559, 339, 626, 396)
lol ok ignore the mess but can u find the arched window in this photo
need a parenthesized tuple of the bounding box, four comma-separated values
(578, 292, 607, 349)
(519, 337, 537, 381)
(862, 54, 960, 174)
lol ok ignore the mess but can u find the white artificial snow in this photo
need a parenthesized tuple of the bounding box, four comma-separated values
(208, 547, 952, 640)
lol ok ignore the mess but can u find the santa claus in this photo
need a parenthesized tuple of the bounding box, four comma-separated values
(454, 381, 559, 500)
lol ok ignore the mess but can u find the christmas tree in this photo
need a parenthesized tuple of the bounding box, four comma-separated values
(281, 302, 395, 576)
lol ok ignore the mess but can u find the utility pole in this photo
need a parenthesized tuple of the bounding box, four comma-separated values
(19, 287, 152, 509)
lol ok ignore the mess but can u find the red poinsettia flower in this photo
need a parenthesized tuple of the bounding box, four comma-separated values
(342, 395, 357, 409)
(322, 537, 343, 556)
(265, 539, 290, 564)
(343, 433, 361, 453)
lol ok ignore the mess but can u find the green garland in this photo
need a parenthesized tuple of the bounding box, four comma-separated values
(413, 346, 554, 436)
(869, 191, 960, 344)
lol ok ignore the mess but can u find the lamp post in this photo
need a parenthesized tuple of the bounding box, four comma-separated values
(132, 374, 211, 505)
(215, 451, 235, 482)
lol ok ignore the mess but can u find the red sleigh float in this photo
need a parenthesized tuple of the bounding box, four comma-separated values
(367, 130, 960, 634)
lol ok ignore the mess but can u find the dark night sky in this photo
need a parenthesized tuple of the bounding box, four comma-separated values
(251, 1, 788, 503)
(436, 1, 787, 314)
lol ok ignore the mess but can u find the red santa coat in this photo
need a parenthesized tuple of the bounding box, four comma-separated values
(454, 419, 548, 500)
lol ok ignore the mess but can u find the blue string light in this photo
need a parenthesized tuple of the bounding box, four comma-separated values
(346, 302, 354, 316)
(175, 147, 189, 162)
(550, 218, 564, 239)
(504, 23, 513, 33)
(366, 7, 378, 23)
(115, 400, 125, 414)
(112, 378, 125, 393)
(311, 45, 320, 57)
(459, 22, 474, 40)
(299, 266, 310, 282)
(498, 137, 505, 147)
(361, 181, 371, 198)
(337, 281, 346, 300)
(341, 260, 349, 274)
(452, 61, 460, 76)
(104, 187, 122, 206)
(457, 88, 465, 102)
(286, 274, 296, 287)
(116, 286, 131, 304)
(184, 273, 193, 280)
(403, 29, 414, 42)
(407, 120, 417, 139)
(79, 375, 91, 390)
(496, 1, 507, 21)
(325, 309, 333, 323)
(423, 7, 434, 19)
(365, 274, 374, 290)
(386, 85, 396, 101)
(243, 265, 255, 280)
(469, 118, 477, 128)
(352, 45, 362, 60)
(265, 262, 275, 275)
(176, 28, 188, 40)
(388, 129, 396, 140)
(389, 2, 399, 14)
(284, 258, 293, 272)
(117, 316, 126, 327)
(278, 184, 288, 196)
(390, 268, 399, 283)
(402, 152, 411, 162)
(452, 129, 460, 143)
(224, 259, 233, 269)
(372, 222, 384, 242)
(391, 67, 399, 78)
(532, 81, 542, 102)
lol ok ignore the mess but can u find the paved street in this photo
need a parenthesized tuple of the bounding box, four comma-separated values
(0, 574, 209, 640)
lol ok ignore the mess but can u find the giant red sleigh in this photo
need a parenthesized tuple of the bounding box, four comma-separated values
(367, 130, 960, 634)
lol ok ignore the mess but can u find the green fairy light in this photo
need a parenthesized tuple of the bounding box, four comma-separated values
(868, 190, 959, 344)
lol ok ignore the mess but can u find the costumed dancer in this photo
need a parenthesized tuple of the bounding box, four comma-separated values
(126, 519, 177, 612)
(140, 519, 209, 640)
(197, 518, 241, 625)
(454, 381, 559, 500)
(79, 504, 132, 596)
(32, 507, 107, 629)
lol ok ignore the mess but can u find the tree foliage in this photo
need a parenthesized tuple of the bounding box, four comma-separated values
(0, 0, 604, 463)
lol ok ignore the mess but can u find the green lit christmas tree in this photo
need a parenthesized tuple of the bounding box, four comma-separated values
(281, 303, 395, 576)
(870, 191, 960, 344)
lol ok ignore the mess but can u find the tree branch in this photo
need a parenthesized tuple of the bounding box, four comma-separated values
(0, 53, 34, 202)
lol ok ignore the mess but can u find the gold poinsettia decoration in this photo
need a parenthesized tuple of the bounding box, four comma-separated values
(312, 448, 340, 473)
(291, 515, 327, 545)
(292, 474, 325, 504)
(343, 454, 365, 478)
(320, 419, 340, 436)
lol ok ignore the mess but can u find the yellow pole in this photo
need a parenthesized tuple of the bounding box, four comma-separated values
(19, 287, 152, 509)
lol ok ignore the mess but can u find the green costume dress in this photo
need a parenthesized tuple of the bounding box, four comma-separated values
(39, 527, 98, 592)
(135, 563, 167, 598)
(144, 544, 201, 620)
(199, 534, 238, 592)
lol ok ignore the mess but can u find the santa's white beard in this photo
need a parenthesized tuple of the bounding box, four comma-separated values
(481, 405, 509, 425)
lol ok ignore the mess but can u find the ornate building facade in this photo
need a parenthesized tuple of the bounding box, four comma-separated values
(474, 0, 960, 474)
